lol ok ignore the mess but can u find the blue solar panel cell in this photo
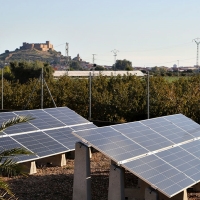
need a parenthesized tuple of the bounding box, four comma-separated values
(44, 107, 89, 125)
(15, 110, 66, 130)
(91, 139, 113, 147)
(163, 184, 183, 197)
(97, 143, 118, 152)
(73, 127, 149, 162)
(44, 128, 79, 150)
(12, 131, 70, 157)
(191, 172, 200, 182)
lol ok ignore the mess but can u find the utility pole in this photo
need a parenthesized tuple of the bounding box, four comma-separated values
(111, 49, 119, 76)
(92, 54, 96, 76)
(1, 66, 3, 110)
(41, 67, 44, 109)
(193, 38, 200, 72)
(65, 42, 69, 70)
(147, 71, 149, 119)
(89, 72, 92, 121)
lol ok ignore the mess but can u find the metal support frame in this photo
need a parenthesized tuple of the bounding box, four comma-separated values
(41, 67, 44, 109)
(24, 67, 56, 109)
(89, 72, 92, 121)
(147, 71, 149, 119)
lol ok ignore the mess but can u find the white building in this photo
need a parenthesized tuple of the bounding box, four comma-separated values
(53, 70, 144, 78)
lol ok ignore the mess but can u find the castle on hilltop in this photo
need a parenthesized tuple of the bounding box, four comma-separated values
(20, 41, 54, 51)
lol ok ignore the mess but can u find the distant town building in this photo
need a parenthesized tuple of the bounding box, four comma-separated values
(73, 54, 82, 62)
(20, 41, 53, 51)
(72, 54, 93, 69)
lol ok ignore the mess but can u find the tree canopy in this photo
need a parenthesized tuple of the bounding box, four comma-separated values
(113, 59, 133, 71)
(9, 61, 54, 83)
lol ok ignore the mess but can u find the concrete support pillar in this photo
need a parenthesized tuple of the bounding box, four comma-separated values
(53, 153, 66, 166)
(108, 164, 125, 200)
(89, 147, 92, 158)
(73, 142, 91, 200)
(22, 161, 37, 174)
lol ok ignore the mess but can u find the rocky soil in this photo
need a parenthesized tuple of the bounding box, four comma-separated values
(2, 152, 200, 200)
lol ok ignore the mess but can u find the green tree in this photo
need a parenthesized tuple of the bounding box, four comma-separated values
(9, 61, 54, 83)
(70, 61, 82, 70)
(113, 59, 132, 70)
(94, 66, 105, 71)
(0, 115, 34, 199)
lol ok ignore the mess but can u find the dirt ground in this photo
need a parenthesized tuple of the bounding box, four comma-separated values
(3, 152, 200, 200)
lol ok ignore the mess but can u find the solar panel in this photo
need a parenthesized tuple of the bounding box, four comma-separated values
(0, 107, 96, 163)
(122, 154, 195, 197)
(44, 107, 89, 125)
(0, 112, 38, 135)
(113, 122, 174, 151)
(156, 145, 200, 181)
(0, 136, 38, 162)
(11, 131, 69, 157)
(44, 128, 79, 150)
(73, 126, 148, 163)
(164, 114, 200, 138)
(72, 114, 200, 198)
(140, 115, 195, 144)
(14, 110, 66, 130)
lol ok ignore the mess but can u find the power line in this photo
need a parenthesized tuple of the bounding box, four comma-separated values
(118, 41, 193, 53)
(54, 43, 66, 47)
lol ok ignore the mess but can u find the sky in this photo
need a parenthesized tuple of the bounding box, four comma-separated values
(1, 0, 200, 67)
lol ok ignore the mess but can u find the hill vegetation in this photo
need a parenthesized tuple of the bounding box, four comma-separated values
(0, 48, 66, 66)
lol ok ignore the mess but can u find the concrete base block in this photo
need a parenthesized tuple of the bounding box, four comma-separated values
(21, 161, 37, 174)
(108, 164, 125, 200)
(73, 142, 91, 200)
(36, 154, 66, 167)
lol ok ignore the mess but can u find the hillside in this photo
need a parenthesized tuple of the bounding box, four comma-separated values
(0, 48, 66, 64)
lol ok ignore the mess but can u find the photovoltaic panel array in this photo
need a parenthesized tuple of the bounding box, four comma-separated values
(73, 114, 200, 197)
(0, 107, 96, 163)
(122, 154, 195, 197)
